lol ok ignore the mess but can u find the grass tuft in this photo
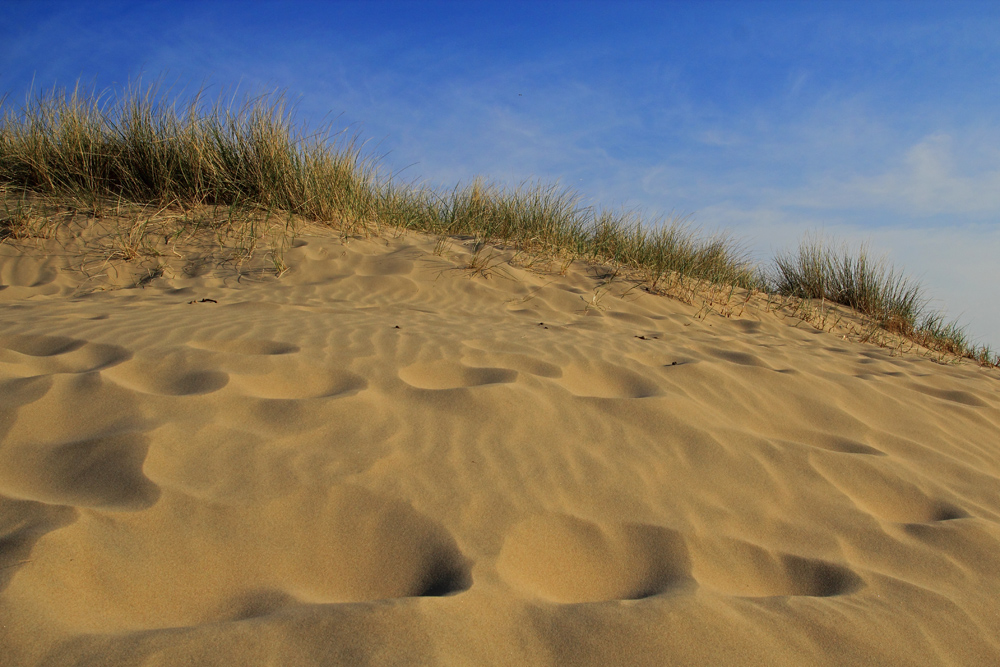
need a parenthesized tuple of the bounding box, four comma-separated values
(0, 80, 995, 368)
(770, 235, 997, 367)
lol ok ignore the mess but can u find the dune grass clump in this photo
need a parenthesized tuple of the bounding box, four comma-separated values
(0, 80, 995, 367)
(0, 81, 758, 289)
(771, 236, 997, 366)
(0, 82, 380, 226)
(410, 179, 759, 289)
(771, 236, 923, 334)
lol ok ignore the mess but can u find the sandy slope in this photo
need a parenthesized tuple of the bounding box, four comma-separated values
(1, 224, 999, 666)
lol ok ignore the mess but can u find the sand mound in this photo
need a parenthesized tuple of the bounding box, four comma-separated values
(1, 225, 999, 665)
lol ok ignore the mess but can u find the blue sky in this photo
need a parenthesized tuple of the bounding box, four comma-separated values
(3, 1, 999, 348)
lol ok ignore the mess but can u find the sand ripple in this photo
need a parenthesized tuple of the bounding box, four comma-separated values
(1, 228, 999, 665)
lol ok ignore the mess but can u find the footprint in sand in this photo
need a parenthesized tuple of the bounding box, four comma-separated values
(0, 374, 54, 410)
(292, 486, 473, 601)
(496, 514, 692, 603)
(0, 255, 57, 288)
(231, 364, 367, 400)
(0, 334, 84, 357)
(688, 535, 863, 598)
(0, 430, 159, 510)
(459, 341, 564, 379)
(554, 360, 662, 399)
(705, 346, 771, 368)
(399, 360, 518, 390)
(0, 334, 131, 375)
(189, 339, 366, 400)
(461, 351, 563, 379)
(18, 485, 472, 632)
(812, 456, 969, 524)
(0, 497, 77, 591)
(781, 434, 886, 456)
(99, 346, 231, 397)
(214, 487, 472, 621)
(189, 338, 300, 356)
(903, 382, 987, 408)
(105, 359, 229, 396)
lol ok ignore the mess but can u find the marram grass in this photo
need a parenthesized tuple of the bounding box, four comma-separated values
(0, 81, 995, 367)
(771, 236, 997, 367)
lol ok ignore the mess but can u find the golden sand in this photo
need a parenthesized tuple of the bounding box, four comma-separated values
(1, 224, 999, 665)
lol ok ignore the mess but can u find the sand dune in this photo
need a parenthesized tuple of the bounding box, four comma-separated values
(1, 225, 999, 665)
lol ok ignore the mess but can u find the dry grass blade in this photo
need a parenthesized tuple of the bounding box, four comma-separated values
(770, 235, 997, 367)
(1, 79, 995, 368)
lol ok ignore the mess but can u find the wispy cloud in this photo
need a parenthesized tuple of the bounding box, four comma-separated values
(846, 133, 1000, 216)
(2, 1, 999, 347)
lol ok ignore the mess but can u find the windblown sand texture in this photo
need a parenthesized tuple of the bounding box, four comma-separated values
(1, 225, 1000, 666)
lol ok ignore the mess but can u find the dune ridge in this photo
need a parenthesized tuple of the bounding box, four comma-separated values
(1, 223, 999, 665)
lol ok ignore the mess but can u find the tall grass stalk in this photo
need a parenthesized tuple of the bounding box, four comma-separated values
(0, 81, 380, 223)
(0, 81, 758, 289)
(0, 81, 995, 367)
(771, 236, 997, 366)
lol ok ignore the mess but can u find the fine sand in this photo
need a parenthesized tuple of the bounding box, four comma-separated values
(1, 222, 999, 666)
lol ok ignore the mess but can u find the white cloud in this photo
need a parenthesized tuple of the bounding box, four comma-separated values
(768, 133, 1000, 218)
(848, 134, 1000, 216)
